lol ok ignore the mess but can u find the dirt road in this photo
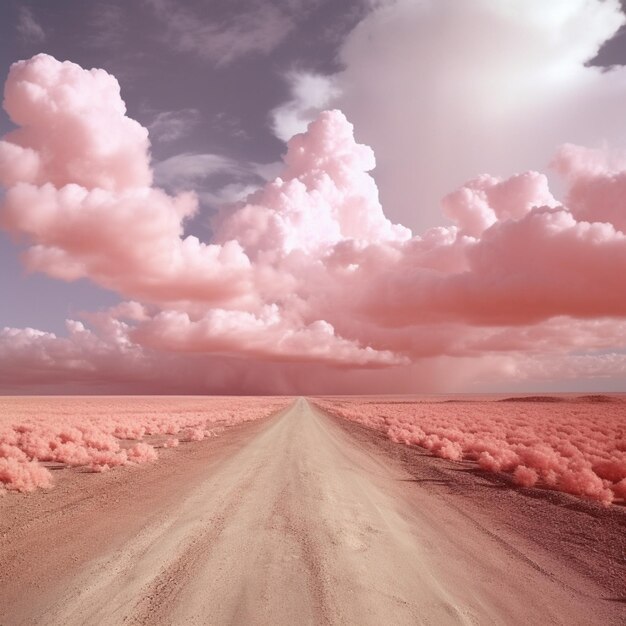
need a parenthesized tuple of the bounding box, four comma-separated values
(0, 398, 622, 625)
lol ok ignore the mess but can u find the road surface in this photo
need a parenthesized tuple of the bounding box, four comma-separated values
(0, 398, 622, 625)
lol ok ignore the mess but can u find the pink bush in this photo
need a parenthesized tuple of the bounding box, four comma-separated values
(612, 478, 626, 499)
(186, 427, 206, 442)
(0, 458, 52, 492)
(437, 439, 463, 461)
(514, 465, 539, 487)
(127, 442, 158, 464)
(0, 396, 289, 493)
(314, 396, 626, 505)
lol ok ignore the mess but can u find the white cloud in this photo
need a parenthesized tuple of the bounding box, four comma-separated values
(153, 152, 280, 209)
(145, 0, 296, 66)
(198, 183, 261, 209)
(148, 109, 202, 143)
(271, 0, 626, 231)
(211, 112, 249, 141)
(251, 161, 283, 181)
(16, 6, 46, 44)
(272, 72, 339, 141)
(153, 153, 242, 191)
(88, 3, 126, 49)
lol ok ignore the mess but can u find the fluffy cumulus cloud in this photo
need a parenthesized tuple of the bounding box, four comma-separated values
(2, 53, 626, 393)
(271, 72, 340, 142)
(272, 0, 626, 232)
(0, 54, 253, 307)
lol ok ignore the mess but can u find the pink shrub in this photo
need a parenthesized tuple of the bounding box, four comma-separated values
(113, 424, 146, 440)
(612, 478, 626, 499)
(314, 396, 626, 506)
(558, 469, 614, 505)
(437, 439, 463, 461)
(0, 458, 52, 492)
(0, 396, 290, 493)
(0, 443, 28, 462)
(127, 442, 158, 464)
(514, 466, 539, 487)
(478, 452, 502, 472)
(53, 442, 92, 466)
(186, 427, 206, 442)
(592, 459, 626, 482)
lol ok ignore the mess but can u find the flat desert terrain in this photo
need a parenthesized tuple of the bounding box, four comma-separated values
(0, 397, 624, 625)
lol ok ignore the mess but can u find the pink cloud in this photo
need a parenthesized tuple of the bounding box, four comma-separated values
(354, 183, 626, 327)
(553, 143, 626, 232)
(213, 110, 410, 258)
(441, 171, 558, 237)
(0, 54, 150, 191)
(133, 306, 404, 366)
(2, 54, 626, 392)
(0, 55, 253, 309)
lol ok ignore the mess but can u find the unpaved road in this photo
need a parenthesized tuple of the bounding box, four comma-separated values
(0, 398, 623, 625)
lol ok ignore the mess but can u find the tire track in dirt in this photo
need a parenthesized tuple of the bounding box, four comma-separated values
(131, 453, 267, 624)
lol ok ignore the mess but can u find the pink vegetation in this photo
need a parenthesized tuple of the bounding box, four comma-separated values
(0, 396, 289, 493)
(314, 397, 626, 505)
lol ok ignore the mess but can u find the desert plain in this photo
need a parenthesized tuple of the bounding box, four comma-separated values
(0, 394, 624, 625)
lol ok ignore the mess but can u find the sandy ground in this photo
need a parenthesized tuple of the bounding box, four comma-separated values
(0, 398, 624, 625)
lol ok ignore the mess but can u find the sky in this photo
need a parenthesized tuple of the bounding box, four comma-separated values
(1, 0, 626, 394)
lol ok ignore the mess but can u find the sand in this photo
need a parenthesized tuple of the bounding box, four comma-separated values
(0, 398, 623, 625)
